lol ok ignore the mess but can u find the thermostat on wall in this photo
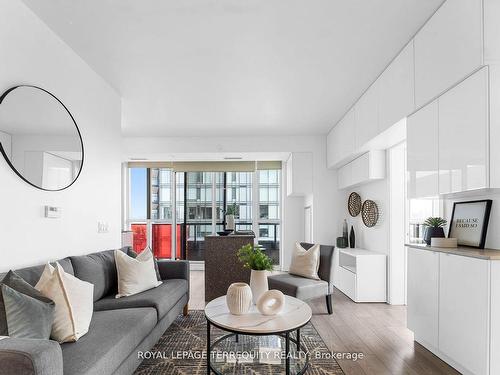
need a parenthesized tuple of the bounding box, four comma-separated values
(44, 206, 62, 218)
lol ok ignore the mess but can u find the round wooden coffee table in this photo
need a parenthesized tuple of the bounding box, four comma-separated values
(205, 295, 312, 375)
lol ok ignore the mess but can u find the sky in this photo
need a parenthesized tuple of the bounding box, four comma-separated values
(130, 167, 147, 220)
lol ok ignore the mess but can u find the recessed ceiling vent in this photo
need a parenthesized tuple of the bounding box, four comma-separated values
(223, 157, 243, 160)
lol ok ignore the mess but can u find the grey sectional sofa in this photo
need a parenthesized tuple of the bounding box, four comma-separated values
(0, 249, 190, 375)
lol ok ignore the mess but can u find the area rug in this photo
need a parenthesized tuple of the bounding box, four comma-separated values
(135, 310, 344, 374)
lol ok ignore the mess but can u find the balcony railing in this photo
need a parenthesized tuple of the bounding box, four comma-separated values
(131, 221, 280, 264)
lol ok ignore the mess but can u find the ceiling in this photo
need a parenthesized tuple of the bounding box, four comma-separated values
(22, 0, 444, 137)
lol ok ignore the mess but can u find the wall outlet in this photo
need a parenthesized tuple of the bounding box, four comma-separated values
(98, 221, 109, 233)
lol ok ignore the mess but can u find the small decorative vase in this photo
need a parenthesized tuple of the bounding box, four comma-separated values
(250, 270, 269, 304)
(342, 219, 348, 239)
(349, 226, 356, 248)
(257, 290, 285, 316)
(226, 283, 252, 315)
(226, 215, 235, 231)
(424, 227, 445, 245)
(336, 237, 348, 248)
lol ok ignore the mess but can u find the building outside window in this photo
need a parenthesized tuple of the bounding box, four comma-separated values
(127, 165, 281, 265)
(257, 169, 280, 264)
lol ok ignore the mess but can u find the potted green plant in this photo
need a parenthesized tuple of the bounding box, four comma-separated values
(423, 217, 447, 245)
(225, 203, 238, 231)
(237, 244, 273, 304)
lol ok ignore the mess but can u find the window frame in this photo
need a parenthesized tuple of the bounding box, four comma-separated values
(125, 166, 282, 264)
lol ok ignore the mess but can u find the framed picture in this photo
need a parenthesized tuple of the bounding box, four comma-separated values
(448, 200, 492, 249)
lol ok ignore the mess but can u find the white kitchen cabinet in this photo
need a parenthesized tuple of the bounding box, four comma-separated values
(355, 81, 379, 148)
(379, 41, 415, 133)
(326, 125, 338, 169)
(337, 151, 385, 190)
(406, 100, 438, 198)
(327, 107, 356, 168)
(438, 67, 488, 194)
(407, 245, 500, 374)
(484, 0, 500, 64)
(414, 0, 483, 107)
(439, 253, 489, 375)
(337, 162, 352, 190)
(286, 152, 313, 197)
(407, 247, 439, 348)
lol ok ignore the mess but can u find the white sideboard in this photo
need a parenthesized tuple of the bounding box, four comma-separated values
(407, 244, 500, 375)
(335, 248, 386, 302)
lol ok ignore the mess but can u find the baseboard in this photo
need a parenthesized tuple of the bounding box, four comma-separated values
(414, 336, 475, 375)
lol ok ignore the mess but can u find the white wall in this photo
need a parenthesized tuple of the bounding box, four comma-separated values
(0, 0, 122, 271)
(123, 135, 341, 269)
(0, 130, 12, 158)
(340, 170, 390, 255)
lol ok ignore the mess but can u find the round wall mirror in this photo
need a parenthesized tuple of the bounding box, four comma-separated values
(0, 85, 83, 191)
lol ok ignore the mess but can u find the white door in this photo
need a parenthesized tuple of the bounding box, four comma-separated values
(407, 247, 439, 348)
(379, 41, 415, 133)
(439, 253, 489, 375)
(438, 67, 488, 194)
(407, 100, 439, 198)
(414, 0, 483, 106)
(355, 81, 379, 148)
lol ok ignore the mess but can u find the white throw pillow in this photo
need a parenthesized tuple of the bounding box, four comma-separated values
(289, 242, 321, 280)
(115, 248, 162, 298)
(35, 263, 93, 343)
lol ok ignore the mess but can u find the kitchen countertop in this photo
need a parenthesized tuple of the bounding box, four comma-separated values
(406, 243, 500, 260)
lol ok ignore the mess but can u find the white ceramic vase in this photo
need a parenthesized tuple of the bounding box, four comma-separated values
(250, 269, 269, 304)
(226, 215, 235, 231)
(257, 290, 285, 316)
(226, 283, 252, 315)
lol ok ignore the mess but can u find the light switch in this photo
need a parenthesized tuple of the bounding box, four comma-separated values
(98, 221, 109, 233)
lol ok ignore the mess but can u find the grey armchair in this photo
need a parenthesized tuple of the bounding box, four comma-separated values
(268, 242, 335, 314)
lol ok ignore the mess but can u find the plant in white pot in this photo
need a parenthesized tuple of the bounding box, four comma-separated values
(237, 244, 273, 304)
(225, 203, 238, 231)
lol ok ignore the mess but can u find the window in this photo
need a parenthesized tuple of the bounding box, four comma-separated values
(129, 168, 147, 220)
(408, 198, 440, 244)
(128, 168, 179, 259)
(257, 169, 280, 265)
(260, 204, 269, 219)
(126, 166, 281, 265)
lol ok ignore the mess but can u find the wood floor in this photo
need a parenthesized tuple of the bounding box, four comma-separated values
(189, 270, 460, 375)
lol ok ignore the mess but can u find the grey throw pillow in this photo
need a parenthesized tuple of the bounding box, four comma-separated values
(128, 248, 162, 281)
(2, 284, 54, 339)
(0, 271, 55, 338)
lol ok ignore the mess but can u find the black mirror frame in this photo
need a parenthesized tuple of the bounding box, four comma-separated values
(0, 85, 84, 191)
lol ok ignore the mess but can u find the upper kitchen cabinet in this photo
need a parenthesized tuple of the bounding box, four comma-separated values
(327, 107, 356, 168)
(286, 152, 313, 197)
(355, 81, 379, 149)
(484, 0, 500, 64)
(379, 41, 415, 133)
(414, 0, 483, 107)
(407, 100, 439, 199)
(438, 67, 488, 195)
